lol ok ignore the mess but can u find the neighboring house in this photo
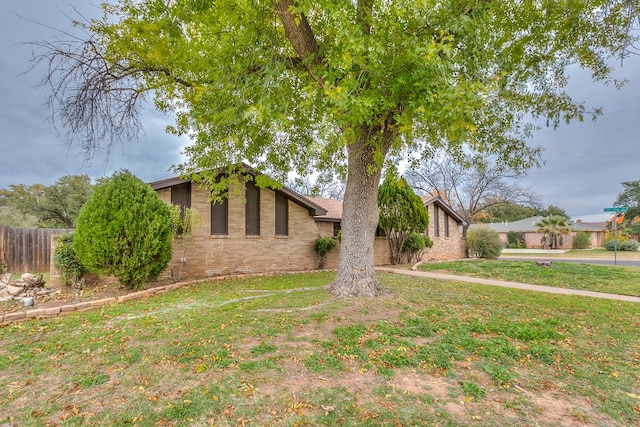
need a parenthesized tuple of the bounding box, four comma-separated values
(422, 196, 468, 260)
(474, 216, 606, 249)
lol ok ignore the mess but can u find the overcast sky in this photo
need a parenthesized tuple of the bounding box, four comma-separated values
(2, 1, 639, 222)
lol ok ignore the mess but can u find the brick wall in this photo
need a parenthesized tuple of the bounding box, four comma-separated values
(158, 180, 322, 281)
(424, 205, 467, 260)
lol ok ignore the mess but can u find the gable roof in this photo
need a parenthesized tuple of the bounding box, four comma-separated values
(306, 197, 343, 222)
(422, 196, 467, 226)
(149, 174, 327, 217)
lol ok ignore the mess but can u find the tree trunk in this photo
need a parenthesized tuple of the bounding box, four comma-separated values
(330, 133, 389, 297)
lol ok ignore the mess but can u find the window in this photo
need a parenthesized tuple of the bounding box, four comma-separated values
(171, 182, 191, 234)
(444, 213, 449, 237)
(245, 180, 260, 235)
(171, 182, 191, 209)
(275, 192, 288, 236)
(433, 206, 440, 237)
(333, 222, 341, 238)
(211, 196, 228, 235)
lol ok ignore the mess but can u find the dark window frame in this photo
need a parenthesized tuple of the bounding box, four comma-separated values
(433, 206, 440, 237)
(171, 182, 191, 235)
(211, 196, 229, 235)
(444, 213, 449, 237)
(245, 180, 261, 236)
(275, 192, 288, 236)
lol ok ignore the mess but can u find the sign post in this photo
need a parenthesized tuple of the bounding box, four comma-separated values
(603, 207, 628, 265)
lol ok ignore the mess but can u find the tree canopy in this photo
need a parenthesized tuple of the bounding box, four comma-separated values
(0, 175, 93, 228)
(405, 151, 540, 226)
(36, 0, 639, 296)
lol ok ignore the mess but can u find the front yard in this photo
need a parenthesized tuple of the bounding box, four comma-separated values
(1, 271, 639, 426)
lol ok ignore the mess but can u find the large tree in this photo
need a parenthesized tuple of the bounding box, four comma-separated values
(405, 151, 540, 226)
(35, 1, 638, 296)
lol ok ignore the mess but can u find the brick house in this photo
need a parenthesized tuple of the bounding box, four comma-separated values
(151, 173, 331, 281)
(422, 196, 468, 260)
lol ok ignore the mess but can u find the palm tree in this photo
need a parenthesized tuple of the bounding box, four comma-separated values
(535, 215, 571, 249)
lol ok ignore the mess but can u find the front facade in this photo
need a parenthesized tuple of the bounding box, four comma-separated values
(152, 174, 329, 281)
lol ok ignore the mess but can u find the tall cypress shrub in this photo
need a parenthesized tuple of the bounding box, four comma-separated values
(74, 170, 173, 289)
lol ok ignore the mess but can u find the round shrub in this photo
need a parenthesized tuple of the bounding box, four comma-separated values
(314, 236, 337, 269)
(466, 228, 503, 259)
(53, 232, 87, 286)
(604, 239, 639, 251)
(74, 170, 173, 289)
(571, 231, 591, 249)
(402, 232, 433, 263)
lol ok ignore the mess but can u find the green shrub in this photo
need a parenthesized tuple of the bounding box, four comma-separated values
(604, 239, 639, 251)
(506, 231, 526, 248)
(402, 232, 433, 263)
(466, 228, 503, 259)
(314, 236, 337, 269)
(53, 232, 87, 286)
(572, 231, 591, 249)
(74, 171, 173, 290)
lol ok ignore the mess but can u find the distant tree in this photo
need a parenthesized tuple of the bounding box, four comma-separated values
(378, 169, 429, 265)
(74, 171, 173, 289)
(536, 215, 571, 250)
(406, 152, 540, 228)
(0, 175, 93, 228)
(479, 201, 538, 223)
(0, 206, 39, 228)
(537, 205, 569, 218)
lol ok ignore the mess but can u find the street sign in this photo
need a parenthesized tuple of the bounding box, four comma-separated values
(604, 207, 628, 212)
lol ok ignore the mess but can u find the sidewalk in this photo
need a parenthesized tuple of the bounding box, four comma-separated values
(376, 267, 640, 303)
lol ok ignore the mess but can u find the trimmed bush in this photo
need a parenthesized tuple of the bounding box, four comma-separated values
(604, 239, 639, 251)
(402, 232, 433, 263)
(74, 171, 173, 290)
(314, 237, 337, 269)
(53, 232, 87, 286)
(466, 228, 503, 259)
(572, 231, 591, 249)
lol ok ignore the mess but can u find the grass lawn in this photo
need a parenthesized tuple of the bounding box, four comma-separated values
(1, 272, 640, 426)
(501, 249, 640, 259)
(419, 260, 640, 297)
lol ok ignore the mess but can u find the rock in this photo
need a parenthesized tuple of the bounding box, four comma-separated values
(0, 272, 11, 287)
(6, 285, 24, 296)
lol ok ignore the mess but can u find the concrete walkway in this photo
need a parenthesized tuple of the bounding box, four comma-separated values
(376, 267, 640, 303)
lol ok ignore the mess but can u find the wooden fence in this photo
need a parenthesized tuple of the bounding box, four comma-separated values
(0, 226, 73, 273)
